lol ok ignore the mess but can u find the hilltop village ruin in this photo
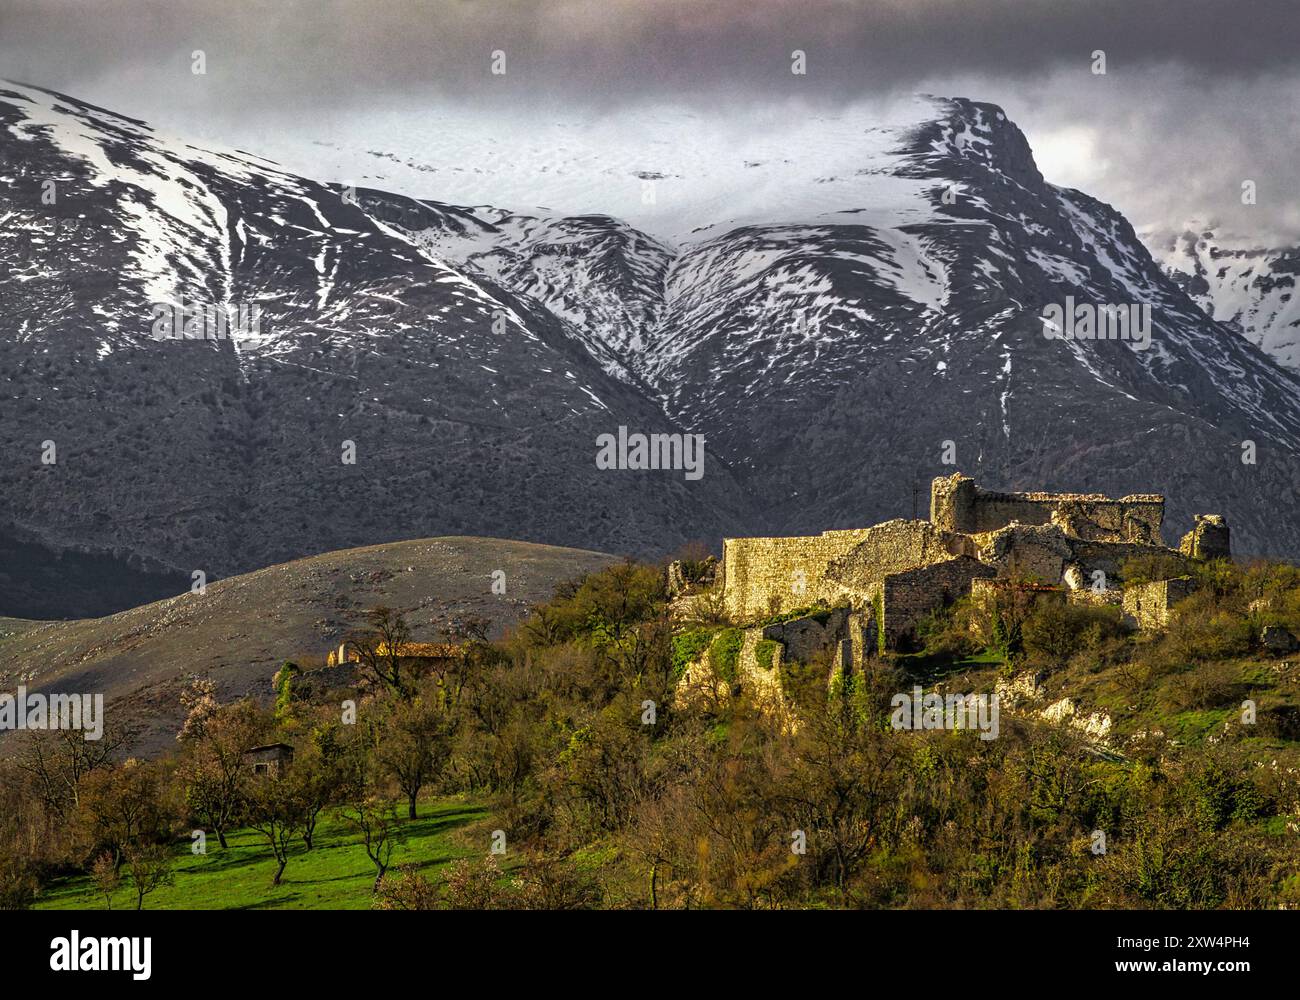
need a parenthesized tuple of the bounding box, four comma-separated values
(673, 473, 1231, 704)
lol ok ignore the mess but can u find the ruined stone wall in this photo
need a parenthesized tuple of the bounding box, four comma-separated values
(881, 557, 996, 646)
(761, 607, 852, 664)
(1123, 577, 1198, 630)
(737, 629, 795, 728)
(931, 473, 1164, 544)
(1070, 539, 1190, 587)
(1180, 515, 1231, 561)
(721, 528, 876, 622)
(823, 519, 975, 604)
(1067, 588, 1124, 609)
(723, 473, 1184, 638)
(930, 473, 978, 534)
(974, 523, 1185, 589)
(842, 610, 873, 673)
(722, 519, 979, 622)
(975, 523, 1074, 583)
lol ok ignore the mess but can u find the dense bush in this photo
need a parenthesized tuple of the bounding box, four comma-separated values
(1022, 601, 1130, 665)
(1120, 552, 1193, 586)
(10, 557, 1300, 911)
(707, 628, 744, 685)
(915, 599, 980, 660)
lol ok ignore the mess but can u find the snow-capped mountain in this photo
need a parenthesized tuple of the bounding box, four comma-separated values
(625, 102, 1300, 544)
(3, 82, 1300, 616)
(370, 97, 1300, 560)
(1144, 223, 1300, 372)
(0, 81, 755, 617)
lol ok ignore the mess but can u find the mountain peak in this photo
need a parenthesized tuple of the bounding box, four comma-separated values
(5, 81, 1300, 624)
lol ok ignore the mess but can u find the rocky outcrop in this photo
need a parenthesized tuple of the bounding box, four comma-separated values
(994, 671, 1115, 747)
(1180, 515, 1232, 561)
(1261, 625, 1300, 654)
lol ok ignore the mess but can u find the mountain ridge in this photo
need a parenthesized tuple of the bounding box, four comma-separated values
(1143, 221, 1300, 373)
(3, 81, 1299, 618)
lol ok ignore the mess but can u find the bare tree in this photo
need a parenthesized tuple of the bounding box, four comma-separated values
(15, 722, 138, 816)
(122, 843, 174, 910)
(90, 852, 121, 910)
(342, 794, 404, 891)
(345, 606, 416, 698)
(246, 773, 306, 886)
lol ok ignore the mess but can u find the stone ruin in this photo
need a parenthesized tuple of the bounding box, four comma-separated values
(686, 473, 1232, 702)
(929, 473, 1165, 545)
(1179, 514, 1231, 561)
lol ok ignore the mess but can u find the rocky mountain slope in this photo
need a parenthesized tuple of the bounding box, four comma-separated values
(0, 82, 753, 617)
(0, 535, 615, 754)
(373, 98, 1300, 560)
(3, 83, 1300, 618)
(1144, 222, 1300, 372)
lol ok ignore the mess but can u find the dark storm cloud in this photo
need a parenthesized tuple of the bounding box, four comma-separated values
(1, 0, 1297, 110)
(1, 1, 1296, 241)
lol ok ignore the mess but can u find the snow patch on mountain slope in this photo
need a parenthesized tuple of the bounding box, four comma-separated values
(5, 82, 229, 307)
(868, 225, 950, 311)
(1144, 223, 1300, 372)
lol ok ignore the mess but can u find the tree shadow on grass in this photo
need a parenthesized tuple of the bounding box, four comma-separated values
(234, 891, 307, 910)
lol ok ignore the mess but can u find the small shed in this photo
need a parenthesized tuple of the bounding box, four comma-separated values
(243, 743, 294, 778)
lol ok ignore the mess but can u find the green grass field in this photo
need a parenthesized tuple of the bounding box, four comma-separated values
(36, 796, 488, 910)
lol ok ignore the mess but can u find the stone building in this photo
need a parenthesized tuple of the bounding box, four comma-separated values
(1122, 577, 1199, 630)
(243, 743, 294, 778)
(709, 472, 1226, 659)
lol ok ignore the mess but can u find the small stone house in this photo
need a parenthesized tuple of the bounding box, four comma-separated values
(243, 743, 294, 778)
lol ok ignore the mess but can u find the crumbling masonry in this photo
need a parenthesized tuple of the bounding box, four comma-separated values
(706, 473, 1230, 679)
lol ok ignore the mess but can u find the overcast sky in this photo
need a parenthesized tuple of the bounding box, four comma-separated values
(3, 0, 1297, 243)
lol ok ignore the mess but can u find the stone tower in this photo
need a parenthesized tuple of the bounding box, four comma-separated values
(930, 472, 977, 533)
(1180, 514, 1231, 561)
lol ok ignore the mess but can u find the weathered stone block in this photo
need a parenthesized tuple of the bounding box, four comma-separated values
(1180, 514, 1231, 561)
(1123, 576, 1197, 630)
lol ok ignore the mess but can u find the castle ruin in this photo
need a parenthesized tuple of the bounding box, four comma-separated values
(929, 474, 1165, 544)
(701, 473, 1229, 685)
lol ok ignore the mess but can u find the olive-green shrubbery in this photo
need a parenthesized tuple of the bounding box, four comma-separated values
(1022, 601, 1130, 666)
(8, 556, 1300, 912)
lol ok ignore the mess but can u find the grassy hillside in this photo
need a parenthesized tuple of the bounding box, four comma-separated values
(36, 795, 487, 911)
(8, 556, 1300, 911)
(0, 536, 617, 755)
